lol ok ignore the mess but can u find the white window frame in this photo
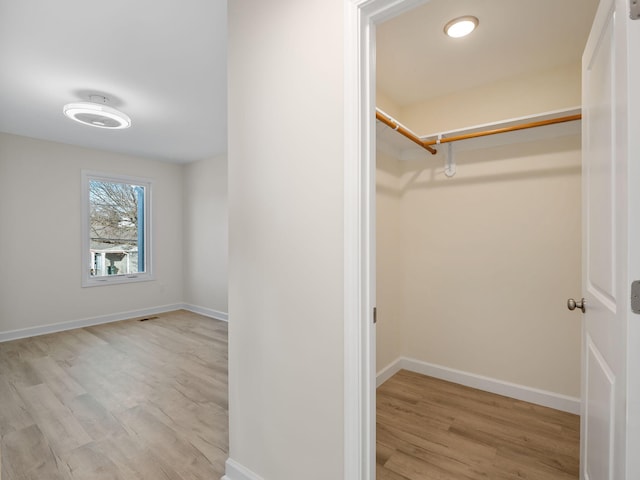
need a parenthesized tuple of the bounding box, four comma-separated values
(81, 170, 154, 287)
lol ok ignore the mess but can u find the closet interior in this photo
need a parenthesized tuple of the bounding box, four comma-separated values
(374, 0, 599, 477)
(375, 103, 583, 396)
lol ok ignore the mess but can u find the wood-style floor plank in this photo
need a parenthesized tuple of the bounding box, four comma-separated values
(3, 311, 579, 479)
(0, 375, 35, 438)
(1, 424, 67, 480)
(378, 369, 580, 480)
(0, 310, 228, 480)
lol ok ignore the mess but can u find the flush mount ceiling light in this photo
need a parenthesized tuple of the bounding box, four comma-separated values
(444, 16, 479, 38)
(63, 95, 131, 129)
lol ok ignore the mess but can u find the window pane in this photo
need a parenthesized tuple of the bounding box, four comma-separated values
(89, 180, 145, 276)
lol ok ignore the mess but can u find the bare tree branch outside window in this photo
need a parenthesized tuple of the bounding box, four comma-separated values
(89, 180, 143, 275)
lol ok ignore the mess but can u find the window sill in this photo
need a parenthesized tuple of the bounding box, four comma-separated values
(81, 273, 155, 288)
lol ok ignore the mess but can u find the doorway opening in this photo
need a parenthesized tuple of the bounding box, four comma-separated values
(343, 0, 601, 478)
(373, 1, 595, 477)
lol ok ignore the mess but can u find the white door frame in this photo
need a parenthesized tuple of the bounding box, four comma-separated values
(628, 6, 640, 476)
(344, 1, 640, 479)
(343, 0, 430, 478)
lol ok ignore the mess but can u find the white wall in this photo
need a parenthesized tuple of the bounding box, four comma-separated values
(227, 0, 345, 478)
(376, 131, 582, 398)
(376, 90, 402, 119)
(0, 134, 229, 337)
(183, 154, 228, 315)
(0, 132, 185, 334)
(400, 63, 581, 135)
(376, 151, 405, 371)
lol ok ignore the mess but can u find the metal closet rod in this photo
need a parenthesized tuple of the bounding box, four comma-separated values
(376, 108, 582, 155)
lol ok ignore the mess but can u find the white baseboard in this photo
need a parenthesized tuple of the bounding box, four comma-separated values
(376, 356, 404, 388)
(377, 356, 581, 415)
(181, 303, 228, 322)
(222, 458, 264, 480)
(0, 304, 184, 343)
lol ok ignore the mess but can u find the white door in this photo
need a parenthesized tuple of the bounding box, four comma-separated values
(581, 0, 640, 478)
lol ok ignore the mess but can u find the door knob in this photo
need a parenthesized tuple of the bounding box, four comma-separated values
(567, 298, 585, 313)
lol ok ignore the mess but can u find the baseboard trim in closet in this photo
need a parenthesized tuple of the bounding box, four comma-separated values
(377, 356, 580, 415)
(0, 303, 186, 343)
(377, 356, 405, 388)
(181, 303, 229, 322)
(223, 458, 265, 480)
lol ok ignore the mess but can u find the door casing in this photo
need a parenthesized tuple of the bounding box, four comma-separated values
(344, 1, 432, 478)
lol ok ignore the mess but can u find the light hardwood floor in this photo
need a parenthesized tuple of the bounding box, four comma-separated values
(2, 312, 579, 480)
(377, 370, 580, 480)
(0, 310, 228, 480)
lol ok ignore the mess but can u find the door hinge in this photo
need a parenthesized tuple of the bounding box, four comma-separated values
(631, 0, 640, 20)
(632, 281, 640, 313)
(373, 307, 377, 324)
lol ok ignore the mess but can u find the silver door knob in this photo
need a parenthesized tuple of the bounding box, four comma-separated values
(567, 298, 585, 313)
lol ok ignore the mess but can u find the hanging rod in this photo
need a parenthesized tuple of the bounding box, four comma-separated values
(422, 113, 582, 146)
(375, 109, 437, 155)
(377, 107, 582, 155)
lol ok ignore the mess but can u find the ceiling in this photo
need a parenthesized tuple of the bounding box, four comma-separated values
(0, 1, 599, 163)
(377, 0, 599, 107)
(0, 0, 227, 163)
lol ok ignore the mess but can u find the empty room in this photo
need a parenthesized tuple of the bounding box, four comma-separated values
(2, 0, 640, 479)
(0, 1, 229, 478)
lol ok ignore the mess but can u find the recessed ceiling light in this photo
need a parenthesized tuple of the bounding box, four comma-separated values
(444, 16, 479, 38)
(63, 96, 131, 129)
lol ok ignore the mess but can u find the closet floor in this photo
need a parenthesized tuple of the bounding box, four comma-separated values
(0, 310, 228, 480)
(377, 370, 580, 480)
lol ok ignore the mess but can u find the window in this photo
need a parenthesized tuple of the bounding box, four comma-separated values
(82, 171, 152, 286)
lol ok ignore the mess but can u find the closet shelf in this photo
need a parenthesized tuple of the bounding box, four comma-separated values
(420, 107, 582, 147)
(376, 107, 582, 156)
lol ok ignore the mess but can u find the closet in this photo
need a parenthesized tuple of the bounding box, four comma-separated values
(375, 103, 583, 396)
(373, 0, 598, 476)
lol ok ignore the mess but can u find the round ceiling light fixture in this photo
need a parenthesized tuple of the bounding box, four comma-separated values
(444, 15, 479, 38)
(63, 95, 131, 129)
